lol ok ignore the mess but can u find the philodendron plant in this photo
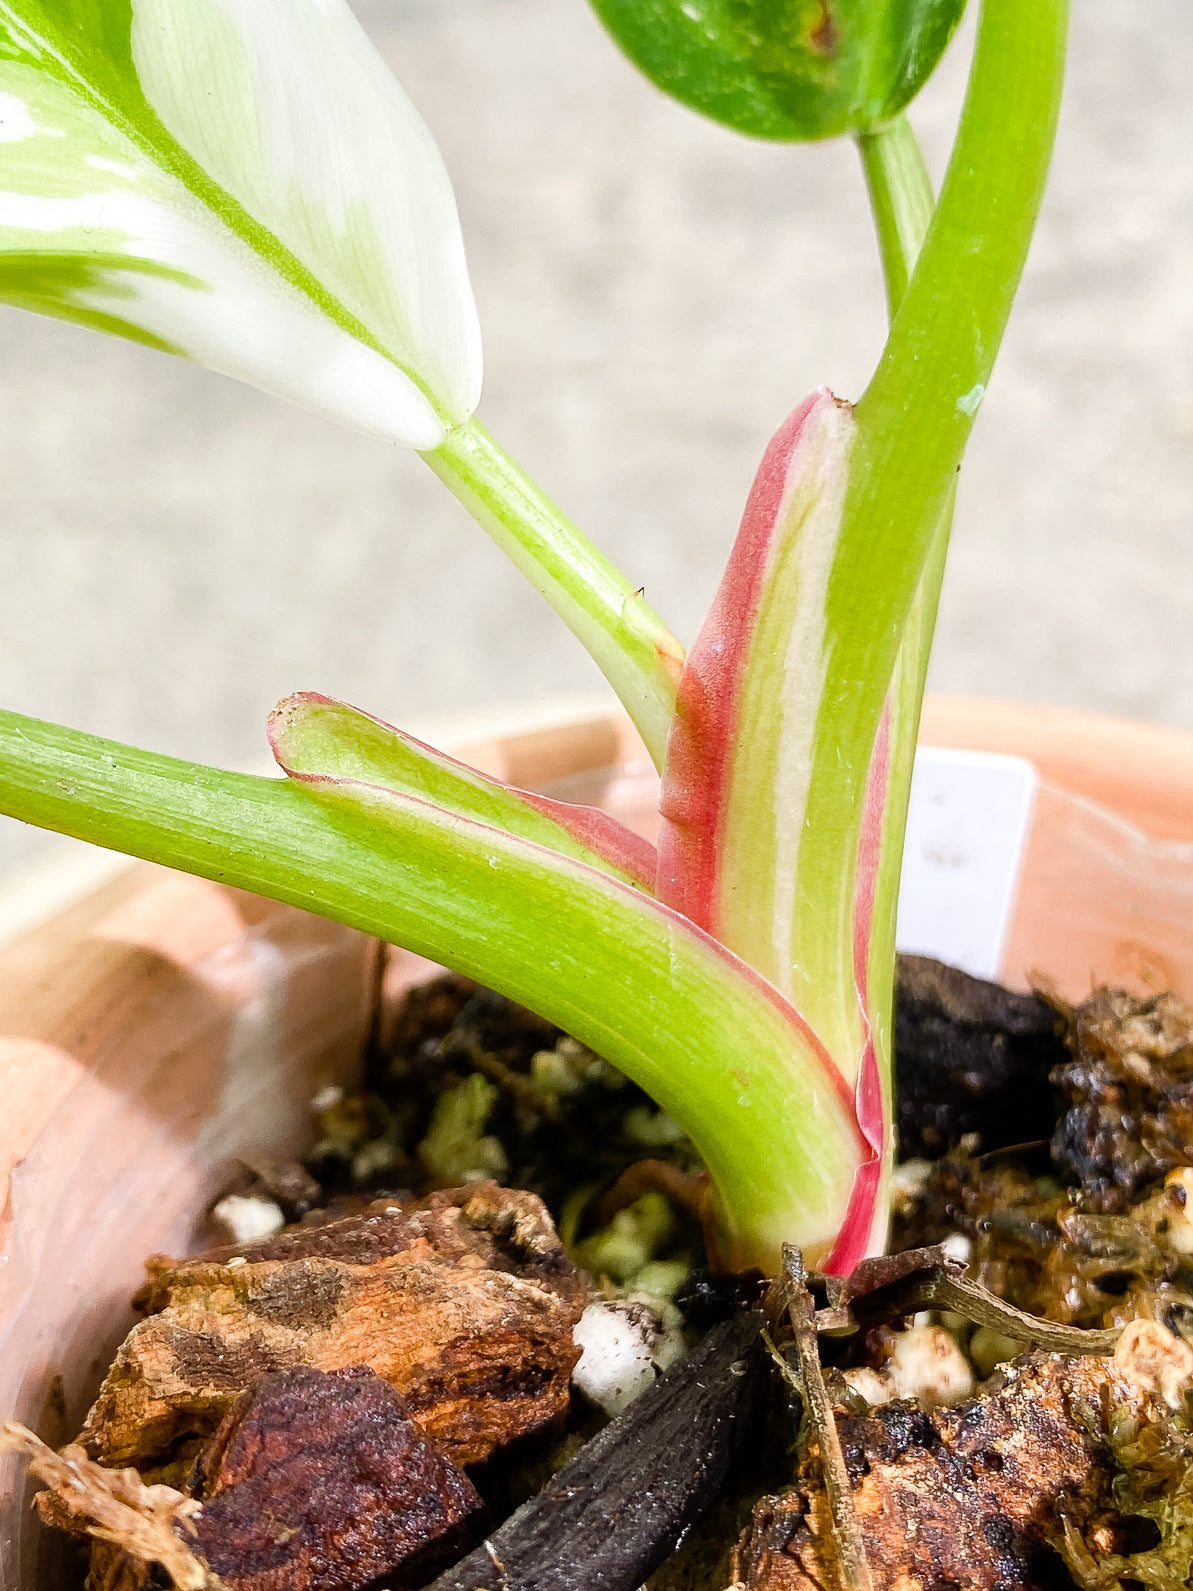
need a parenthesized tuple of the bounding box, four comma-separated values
(0, 0, 1066, 1275)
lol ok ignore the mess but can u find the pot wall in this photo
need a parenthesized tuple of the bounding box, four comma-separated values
(920, 698, 1193, 1001)
(0, 868, 376, 1583)
(3, 695, 1193, 1582)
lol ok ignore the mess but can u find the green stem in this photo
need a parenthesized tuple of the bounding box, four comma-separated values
(0, 706, 862, 1270)
(863, 486, 951, 1252)
(854, 114, 951, 1241)
(856, 114, 935, 316)
(850, 0, 1068, 586)
(425, 417, 684, 768)
(793, 0, 1067, 1049)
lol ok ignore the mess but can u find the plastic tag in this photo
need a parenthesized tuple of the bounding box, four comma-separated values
(896, 747, 1038, 981)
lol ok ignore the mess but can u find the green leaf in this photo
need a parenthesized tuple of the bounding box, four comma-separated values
(0, 0, 481, 445)
(587, 0, 967, 140)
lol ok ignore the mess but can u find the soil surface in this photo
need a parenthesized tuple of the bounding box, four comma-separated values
(22, 958, 1193, 1591)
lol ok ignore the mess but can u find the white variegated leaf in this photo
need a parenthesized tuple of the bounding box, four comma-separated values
(0, 0, 481, 447)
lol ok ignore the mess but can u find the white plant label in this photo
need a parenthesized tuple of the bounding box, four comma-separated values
(896, 747, 1038, 981)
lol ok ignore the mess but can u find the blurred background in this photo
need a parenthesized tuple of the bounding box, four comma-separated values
(0, 0, 1190, 889)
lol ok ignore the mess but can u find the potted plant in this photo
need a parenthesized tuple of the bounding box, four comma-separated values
(0, 0, 1064, 1264)
(0, 1, 1189, 1587)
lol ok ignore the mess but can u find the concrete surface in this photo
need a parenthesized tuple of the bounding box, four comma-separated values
(0, 0, 1190, 878)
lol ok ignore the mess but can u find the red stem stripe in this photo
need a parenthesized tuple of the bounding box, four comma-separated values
(656, 391, 825, 926)
(824, 705, 893, 1274)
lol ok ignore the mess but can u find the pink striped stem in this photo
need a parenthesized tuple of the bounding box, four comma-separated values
(656, 391, 826, 927)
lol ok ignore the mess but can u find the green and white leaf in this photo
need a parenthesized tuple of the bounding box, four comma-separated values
(0, 0, 480, 446)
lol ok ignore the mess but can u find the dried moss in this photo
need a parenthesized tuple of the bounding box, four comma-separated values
(1059, 1385, 1193, 1591)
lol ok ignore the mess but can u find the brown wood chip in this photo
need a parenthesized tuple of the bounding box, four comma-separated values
(79, 1183, 588, 1479)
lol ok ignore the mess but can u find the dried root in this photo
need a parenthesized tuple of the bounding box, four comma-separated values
(0, 1422, 216, 1590)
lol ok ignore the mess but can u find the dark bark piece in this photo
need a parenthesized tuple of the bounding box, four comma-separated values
(1052, 986, 1193, 1208)
(674, 1269, 769, 1331)
(894, 954, 1066, 1158)
(187, 1366, 483, 1591)
(80, 1184, 586, 1478)
(424, 1309, 766, 1591)
(730, 1350, 1159, 1591)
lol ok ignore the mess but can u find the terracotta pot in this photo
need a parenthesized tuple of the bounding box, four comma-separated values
(2, 694, 1193, 1583)
(919, 697, 1193, 1000)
